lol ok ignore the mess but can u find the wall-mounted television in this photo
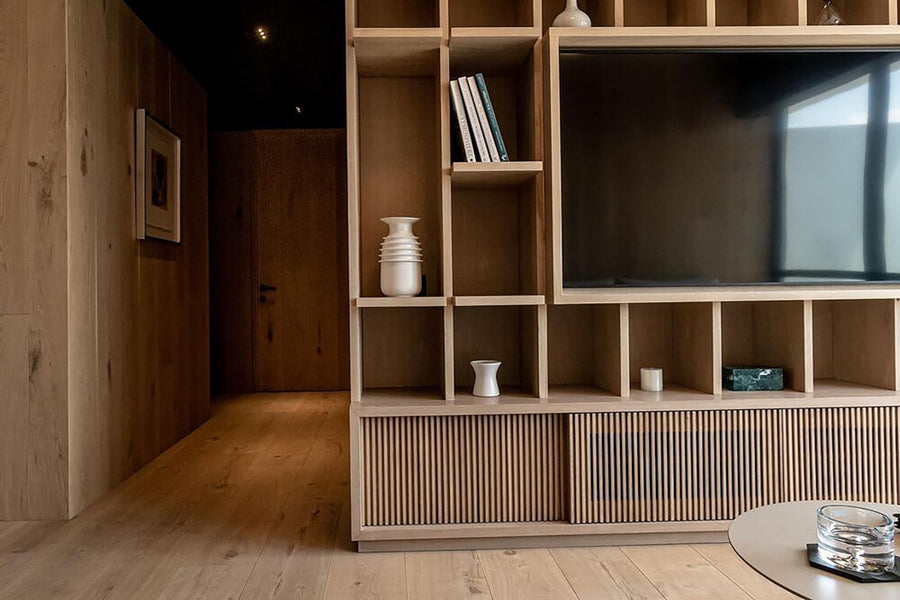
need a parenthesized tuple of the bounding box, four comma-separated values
(560, 49, 900, 288)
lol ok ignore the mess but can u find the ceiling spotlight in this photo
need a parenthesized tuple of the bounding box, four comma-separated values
(295, 106, 302, 114)
(255, 26, 269, 42)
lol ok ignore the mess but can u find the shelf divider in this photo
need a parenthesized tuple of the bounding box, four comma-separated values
(451, 161, 542, 188)
(356, 297, 448, 308)
(353, 27, 443, 75)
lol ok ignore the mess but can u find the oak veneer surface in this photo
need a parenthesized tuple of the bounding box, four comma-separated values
(0, 393, 799, 599)
(0, 0, 210, 520)
(0, 0, 70, 520)
(65, 0, 210, 516)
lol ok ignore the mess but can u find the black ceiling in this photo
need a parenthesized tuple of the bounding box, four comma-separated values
(124, 0, 346, 131)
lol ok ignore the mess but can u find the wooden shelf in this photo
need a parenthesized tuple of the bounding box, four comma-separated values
(356, 296, 448, 308)
(453, 386, 541, 405)
(552, 27, 900, 51)
(449, 28, 539, 72)
(555, 285, 900, 305)
(352, 381, 900, 417)
(360, 387, 446, 405)
(451, 161, 542, 188)
(353, 28, 442, 76)
(452, 295, 544, 306)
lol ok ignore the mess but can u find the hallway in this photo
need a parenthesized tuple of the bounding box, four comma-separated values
(0, 394, 797, 599)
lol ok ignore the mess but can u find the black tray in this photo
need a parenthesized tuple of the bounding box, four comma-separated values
(807, 544, 900, 583)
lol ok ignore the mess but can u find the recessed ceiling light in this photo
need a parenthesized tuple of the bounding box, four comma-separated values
(255, 26, 269, 42)
(295, 106, 302, 114)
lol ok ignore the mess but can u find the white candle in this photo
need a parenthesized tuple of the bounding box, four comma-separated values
(640, 367, 663, 392)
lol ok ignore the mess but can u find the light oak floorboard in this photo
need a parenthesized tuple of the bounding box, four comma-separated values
(622, 545, 754, 600)
(478, 548, 579, 600)
(405, 550, 492, 599)
(550, 546, 665, 600)
(0, 393, 805, 600)
(692, 544, 802, 600)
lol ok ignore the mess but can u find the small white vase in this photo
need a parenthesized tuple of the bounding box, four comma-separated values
(471, 360, 501, 398)
(552, 0, 591, 27)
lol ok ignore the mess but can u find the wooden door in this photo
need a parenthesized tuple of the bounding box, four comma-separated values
(253, 130, 349, 391)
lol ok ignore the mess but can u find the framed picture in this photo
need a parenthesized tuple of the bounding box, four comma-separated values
(135, 109, 181, 242)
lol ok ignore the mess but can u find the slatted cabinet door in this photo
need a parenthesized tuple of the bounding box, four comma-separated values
(360, 414, 566, 526)
(569, 407, 900, 524)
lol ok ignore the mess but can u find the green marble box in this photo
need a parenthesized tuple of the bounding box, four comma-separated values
(723, 367, 784, 392)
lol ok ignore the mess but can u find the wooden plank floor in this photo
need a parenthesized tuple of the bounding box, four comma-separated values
(0, 393, 799, 599)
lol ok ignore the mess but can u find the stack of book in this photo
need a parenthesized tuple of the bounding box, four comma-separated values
(450, 73, 509, 163)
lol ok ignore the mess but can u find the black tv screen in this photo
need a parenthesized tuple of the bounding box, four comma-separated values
(560, 49, 900, 288)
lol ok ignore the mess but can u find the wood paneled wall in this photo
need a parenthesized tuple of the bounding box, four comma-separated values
(0, 0, 209, 520)
(0, 0, 70, 521)
(209, 130, 349, 394)
(65, 0, 210, 516)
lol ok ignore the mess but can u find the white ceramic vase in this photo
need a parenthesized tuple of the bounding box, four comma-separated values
(471, 360, 501, 398)
(379, 217, 422, 297)
(552, 0, 591, 27)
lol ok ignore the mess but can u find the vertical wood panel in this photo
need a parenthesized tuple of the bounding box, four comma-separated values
(0, 0, 28, 314)
(65, 0, 210, 516)
(209, 133, 256, 393)
(26, 0, 69, 520)
(0, 315, 28, 518)
(361, 414, 565, 526)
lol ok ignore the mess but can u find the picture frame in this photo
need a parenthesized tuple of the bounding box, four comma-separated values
(135, 108, 182, 243)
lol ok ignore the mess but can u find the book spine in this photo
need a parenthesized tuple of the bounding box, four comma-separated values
(467, 76, 500, 162)
(474, 73, 509, 162)
(458, 76, 490, 162)
(449, 80, 477, 163)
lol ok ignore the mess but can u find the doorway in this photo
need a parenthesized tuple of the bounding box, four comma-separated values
(209, 130, 349, 393)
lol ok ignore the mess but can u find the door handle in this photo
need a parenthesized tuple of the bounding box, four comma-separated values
(259, 284, 277, 293)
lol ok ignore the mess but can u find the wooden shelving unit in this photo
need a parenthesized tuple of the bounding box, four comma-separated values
(347, 0, 900, 551)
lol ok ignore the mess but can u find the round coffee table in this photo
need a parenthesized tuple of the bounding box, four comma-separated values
(729, 501, 900, 600)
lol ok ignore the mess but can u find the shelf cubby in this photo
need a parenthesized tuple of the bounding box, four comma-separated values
(628, 302, 719, 394)
(361, 307, 446, 398)
(356, 0, 441, 28)
(813, 299, 899, 391)
(542, 0, 617, 29)
(449, 0, 539, 28)
(806, 0, 891, 24)
(353, 29, 443, 76)
(716, 0, 800, 25)
(548, 304, 626, 397)
(721, 301, 810, 392)
(624, 0, 709, 26)
(357, 57, 443, 298)
(449, 53, 539, 162)
(451, 179, 541, 297)
(453, 305, 541, 399)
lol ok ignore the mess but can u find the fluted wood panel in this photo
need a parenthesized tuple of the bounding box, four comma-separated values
(782, 407, 899, 504)
(570, 407, 899, 524)
(361, 414, 566, 526)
